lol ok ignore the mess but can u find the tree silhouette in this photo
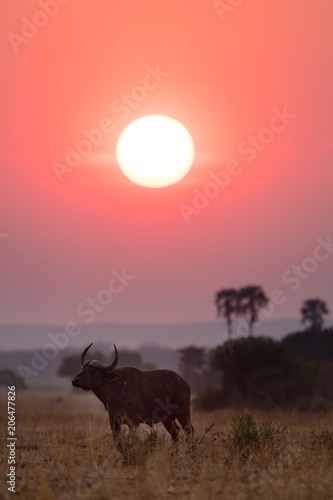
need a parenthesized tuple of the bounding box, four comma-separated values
(178, 345, 218, 395)
(178, 346, 205, 373)
(57, 354, 86, 378)
(0, 369, 27, 390)
(300, 299, 329, 331)
(215, 288, 238, 339)
(207, 337, 314, 409)
(283, 327, 333, 361)
(238, 285, 269, 336)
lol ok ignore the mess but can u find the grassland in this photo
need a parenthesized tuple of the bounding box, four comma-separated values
(1, 392, 333, 500)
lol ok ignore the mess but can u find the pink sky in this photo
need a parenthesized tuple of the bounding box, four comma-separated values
(1, 0, 332, 326)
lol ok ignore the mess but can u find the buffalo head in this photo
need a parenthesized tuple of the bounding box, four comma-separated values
(72, 343, 121, 390)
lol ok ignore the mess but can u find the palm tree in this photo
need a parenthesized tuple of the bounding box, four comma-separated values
(215, 288, 238, 339)
(300, 299, 329, 331)
(238, 285, 269, 336)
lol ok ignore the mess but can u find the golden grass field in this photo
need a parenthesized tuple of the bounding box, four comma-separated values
(1, 392, 333, 500)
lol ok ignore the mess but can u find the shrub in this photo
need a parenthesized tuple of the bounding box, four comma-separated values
(193, 388, 225, 411)
(222, 410, 286, 464)
(115, 427, 165, 466)
(312, 428, 333, 454)
(183, 422, 216, 460)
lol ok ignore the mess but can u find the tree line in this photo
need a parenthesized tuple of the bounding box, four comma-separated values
(2, 283, 331, 412)
(177, 285, 332, 411)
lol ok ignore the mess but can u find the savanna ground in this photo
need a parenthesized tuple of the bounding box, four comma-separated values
(1, 392, 333, 500)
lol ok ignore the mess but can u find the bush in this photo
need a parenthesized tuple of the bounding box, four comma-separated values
(312, 428, 333, 454)
(222, 410, 286, 464)
(193, 387, 225, 411)
(115, 427, 165, 466)
(183, 422, 216, 460)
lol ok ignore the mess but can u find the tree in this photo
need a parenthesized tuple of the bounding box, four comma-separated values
(178, 346, 218, 395)
(238, 285, 269, 336)
(283, 327, 333, 362)
(0, 369, 27, 390)
(178, 346, 205, 373)
(300, 299, 329, 331)
(215, 288, 238, 339)
(283, 327, 333, 404)
(117, 350, 156, 370)
(208, 337, 314, 409)
(57, 354, 86, 378)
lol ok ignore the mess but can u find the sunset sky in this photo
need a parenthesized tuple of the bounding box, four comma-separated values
(1, 0, 332, 328)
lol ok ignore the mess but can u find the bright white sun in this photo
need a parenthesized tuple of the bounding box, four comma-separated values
(116, 115, 195, 188)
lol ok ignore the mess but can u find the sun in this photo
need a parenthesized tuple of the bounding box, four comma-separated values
(116, 115, 195, 188)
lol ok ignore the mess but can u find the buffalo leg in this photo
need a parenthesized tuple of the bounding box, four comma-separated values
(109, 417, 121, 438)
(176, 410, 194, 437)
(162, 418, 180, 442)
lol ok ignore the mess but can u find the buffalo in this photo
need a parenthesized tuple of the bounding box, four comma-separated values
(72, 344, 194, 441)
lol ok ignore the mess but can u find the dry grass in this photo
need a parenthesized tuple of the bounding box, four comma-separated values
(1, 393, 333, 499)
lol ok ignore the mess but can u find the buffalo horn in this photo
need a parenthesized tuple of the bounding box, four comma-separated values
(81, 343, 93, 366)
(98, 344, 118, 371)
(82, 344, 119, 371)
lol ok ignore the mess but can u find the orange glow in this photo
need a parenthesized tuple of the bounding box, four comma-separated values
(1, 1, 332, 325)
